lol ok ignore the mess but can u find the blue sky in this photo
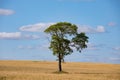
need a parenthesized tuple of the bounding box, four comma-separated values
(0, 0, 120, 64)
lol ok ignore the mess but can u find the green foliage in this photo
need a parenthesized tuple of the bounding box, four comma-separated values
(72, 32, 89, 52)
(44, 22, 89, 71)
(45, 22, 78, 57)
(50, 35, 73, 56)
(44, 22, 77, 37)
(44, 22, 88, 57)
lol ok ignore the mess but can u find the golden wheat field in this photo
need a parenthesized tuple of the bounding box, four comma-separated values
(0, 60, 120, 80)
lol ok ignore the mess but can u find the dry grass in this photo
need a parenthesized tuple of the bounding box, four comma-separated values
(0, 60, 120, 80)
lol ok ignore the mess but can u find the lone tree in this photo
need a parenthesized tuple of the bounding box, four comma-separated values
(44, 22, 88, 72)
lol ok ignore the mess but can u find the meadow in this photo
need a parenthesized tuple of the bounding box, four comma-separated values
(0, 60, 120, 80)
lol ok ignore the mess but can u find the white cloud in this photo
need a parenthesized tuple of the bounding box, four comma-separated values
(0, 32, 21, 39)
(96, 26, 105, 32)
(0, 32, 40, 40)
(0, 9, 15, 15)
(78, 25, 105, 33)
(19, 23, 54, 32)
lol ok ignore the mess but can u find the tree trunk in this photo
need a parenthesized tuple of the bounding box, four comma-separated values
(58, 53, 62, 72)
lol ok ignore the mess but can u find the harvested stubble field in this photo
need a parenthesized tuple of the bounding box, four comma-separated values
(0, 60, 120, 80)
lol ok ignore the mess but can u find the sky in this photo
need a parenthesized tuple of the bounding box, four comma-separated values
(0, 0, 120, 64)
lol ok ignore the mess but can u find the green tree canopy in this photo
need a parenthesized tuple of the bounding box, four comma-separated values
(44, 22, 89, 72)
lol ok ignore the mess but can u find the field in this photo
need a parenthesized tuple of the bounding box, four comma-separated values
(0, 60, 120, 80)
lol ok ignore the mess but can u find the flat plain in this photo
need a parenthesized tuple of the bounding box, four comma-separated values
(0, 60, 120, 80)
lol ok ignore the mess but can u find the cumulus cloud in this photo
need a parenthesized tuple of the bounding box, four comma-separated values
(0, 32, 40, 40)
(0, 32, 21, 39)
(78, 25, 105, 33)
(0, 9, 15, 15)
(19, 23, 54, 32)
